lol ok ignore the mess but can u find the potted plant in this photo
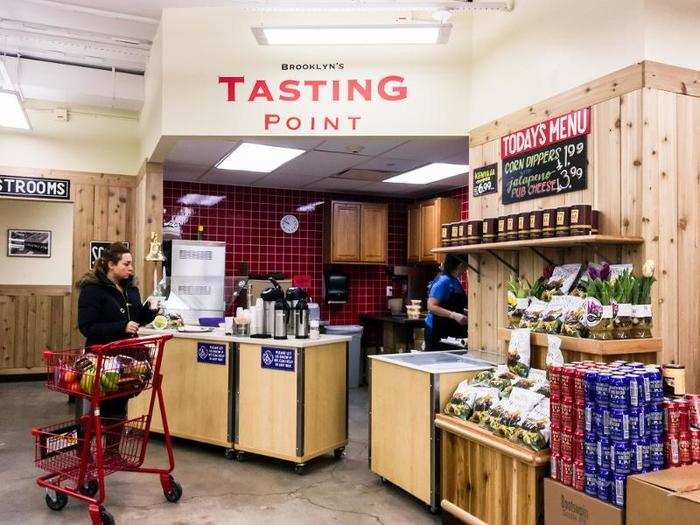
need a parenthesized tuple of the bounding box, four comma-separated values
(631, 260, 656, 338)
(612, 270, 635, 339)
(506, 274, 530, 328)
(584, 277, 614, 340)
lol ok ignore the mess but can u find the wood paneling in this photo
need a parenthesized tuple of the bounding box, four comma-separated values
(644, 61, 700, 98)
(0, 165, 140, 373)
(360, 203, 388, 263)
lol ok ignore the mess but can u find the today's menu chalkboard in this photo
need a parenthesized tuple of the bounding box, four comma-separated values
(501, 135, 587, 205)
(472, 163, 498, 197)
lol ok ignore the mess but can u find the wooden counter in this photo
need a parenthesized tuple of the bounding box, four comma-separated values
(436, 414, 550, 525)
(368, 352, 493, 512)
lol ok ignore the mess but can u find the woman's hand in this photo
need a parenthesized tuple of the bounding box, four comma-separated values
(125, 321, 139, 335)
(147, 299, 161, 312)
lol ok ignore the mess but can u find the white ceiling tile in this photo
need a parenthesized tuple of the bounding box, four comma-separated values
(306, 177, 379, 192)
(277, 150, 367, 177)
(199, 168, 268, 186)
(316, 137, 410, 156)
(164, 163, 208, 182)
(350, 156, 424, 173)
(166, 139, 238, 166)
(381, 137, 468, 161)
(251, 171, 327, 189)
(443, 150, 470, 164)
(364, 181, 428, 196)
(242, 137, 326, 150)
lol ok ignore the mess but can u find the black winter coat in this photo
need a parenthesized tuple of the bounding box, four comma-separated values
(77, 270, 157, 347)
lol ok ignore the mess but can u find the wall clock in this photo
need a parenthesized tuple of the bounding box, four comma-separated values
(280, 214, 299, 234)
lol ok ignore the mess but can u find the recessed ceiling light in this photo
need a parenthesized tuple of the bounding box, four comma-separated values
(252, 24, 451, 45)
(216, 143, 305, 173)
(0, 90, 31, 130)
(384, 163, 468, 184)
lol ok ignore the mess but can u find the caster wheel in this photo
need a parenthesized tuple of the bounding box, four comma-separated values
(100, 507, 115, 525)
(294, 464, 306, 475)
(333, 447, 345, 460)
(45, 490, 68, 511)
(164, 476, 183, 503)
(224, 448, 236, 460)
(429, 505, 439, 515)
(235, 451, 247, 462)
(80, 479, 99, 497)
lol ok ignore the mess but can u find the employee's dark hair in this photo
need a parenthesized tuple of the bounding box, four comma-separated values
(95, 242, 131, 274)
(442, 254, 463, 275)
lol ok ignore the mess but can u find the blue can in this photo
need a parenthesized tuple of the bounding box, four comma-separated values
(630, 438, 650, 473)
(612, 473, 626, 508)
(645, 367, 664, 402)
(593, 405, 604, 435)
(602, 406, 611, 437)
(585, 402, 596, 434)
(649, 433, 665, 469)
(646, 403, 664, 434)
(596, 372, 611, 407)
(597, 468, 612, 502)
(638, 371, 652, 403)
(609, 374, 629, 409)
(629, 362, 645, 368)
(598, 436, 612, 469)
(627, 373, 642, 408)
(611, 440, 631, 474)
(584, 370, 598, 403)
(584, 439, 598, 464)
(610, 408, 630, 441)
(629, 406, 646, 439)
(584, 462, 598, 496)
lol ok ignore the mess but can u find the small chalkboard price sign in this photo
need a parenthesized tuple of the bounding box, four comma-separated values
(472, 163, 498, 197)
(501, 136, 587, 205)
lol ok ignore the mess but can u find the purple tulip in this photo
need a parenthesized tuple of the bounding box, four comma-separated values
(599, 261, 611, 280)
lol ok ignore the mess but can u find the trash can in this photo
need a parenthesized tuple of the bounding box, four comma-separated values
(324, 325, 363, 389)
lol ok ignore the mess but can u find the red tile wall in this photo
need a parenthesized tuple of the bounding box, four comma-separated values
(164, 181, 410, 325)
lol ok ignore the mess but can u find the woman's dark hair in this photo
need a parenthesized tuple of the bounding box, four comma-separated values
(442, 254, 464, 275)
(95, 242, 131, 274)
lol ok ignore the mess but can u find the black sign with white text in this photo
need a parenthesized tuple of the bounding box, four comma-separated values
(0, 175, 70, 200)
(472, 163, 498, 197)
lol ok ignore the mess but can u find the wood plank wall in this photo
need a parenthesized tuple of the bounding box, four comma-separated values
(0, 166, 139, 373)
(467, 62, 700, 391)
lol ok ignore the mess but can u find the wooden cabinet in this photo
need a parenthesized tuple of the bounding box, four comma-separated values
(407, 197, 459, 263)
(325, 200, 388, 264)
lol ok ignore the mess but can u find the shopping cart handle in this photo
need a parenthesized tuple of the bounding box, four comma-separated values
(88, 333, 173, 353)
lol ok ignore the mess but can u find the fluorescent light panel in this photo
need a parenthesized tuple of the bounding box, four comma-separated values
(384, 163, 468, 184)
(252, 24, 451, 45)
(0, 90, 31, 130)
(216, 143, 305, 173)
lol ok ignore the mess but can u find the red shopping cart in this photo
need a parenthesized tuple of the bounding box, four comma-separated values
(33, 334, 180, 525)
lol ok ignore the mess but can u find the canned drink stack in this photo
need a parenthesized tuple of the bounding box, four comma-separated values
(597, 468, 612, 502)
(676, 399, 690, 433)
(551, 427, 562, 456)
(629, 406, 646, 439)
(549, 365, 563, 398)
(562, 459, 574, 486)
(574, 367, 586, 401)
(649, 433, 665, 470)
(664, 399, 680, 434)
(574, 401, 586, 434)
(612, 473, 626, 507)
(562, 431, 574, 461)
(598, 436, 612, 469)
(573, 460, 585, 491)
(596, 372, 611, 407)
(665, 434, 681, 468)
(647, 403, 664, 434)
(611, 440, 631, 474)
(610, 408, 630, 441)
(679, 431, 692, 465)
(584, 370, 598, 404)
(551, 397, 562, 429)
(627, 373, 641, 408)
(609, 374, 629, 409)
(562, 397, 575, 433)
(562, 365, 576, 399)
(646, 367, 664, 403)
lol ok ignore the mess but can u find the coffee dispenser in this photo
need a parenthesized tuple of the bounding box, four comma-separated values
(273, 298, 289, 340)
(293, 298, 310, 339)
(260, 278, 284, 338)
(285, 287, 306, 334)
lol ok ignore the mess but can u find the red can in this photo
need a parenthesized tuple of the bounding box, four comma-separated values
(550, 453, 561, 481)
(551, 427, 562, 456)
(665, 434, 681, 467)
(690, 429, 700, 463)
(679, 431, 692, 465)
(664, 399, 680, 434)
(562, 365, 576, 399)
(676, 399, 690, 433)
(573, 367, 586, 402)
(574, 400, 585, 435)
(562, 396, 574, 433)
(549, 365, 562, 398)
(561, 431, 574, 461)
(573, 432, 584, 463)
(551, 398, 562, 429)
(573, 460, 585, 492)
(686, 394, 700, 428)
(562, 459, 574, 486)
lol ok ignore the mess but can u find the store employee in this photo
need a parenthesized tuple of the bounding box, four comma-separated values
(424, 255, 468, 351)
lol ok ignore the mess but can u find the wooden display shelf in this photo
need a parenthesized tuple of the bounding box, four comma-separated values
(498, 328, 662, 356)
(435, 414, 550, 466)
(432, 234, 644, 254)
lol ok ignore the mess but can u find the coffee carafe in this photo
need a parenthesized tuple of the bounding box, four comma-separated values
(260, 278, 284, 338)
(285, 287, 306, 334)
(293, 298, 310, 339)
(273, 298, 289, 340)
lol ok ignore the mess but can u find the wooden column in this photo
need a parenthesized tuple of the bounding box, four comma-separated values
(133, 162, 163, 297)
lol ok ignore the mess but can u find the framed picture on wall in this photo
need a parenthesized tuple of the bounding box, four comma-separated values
(7, 229, 52, 258)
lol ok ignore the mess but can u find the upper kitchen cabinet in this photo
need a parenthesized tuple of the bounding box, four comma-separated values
(324, 201, 388, 264)
(408, 197, 459, 263)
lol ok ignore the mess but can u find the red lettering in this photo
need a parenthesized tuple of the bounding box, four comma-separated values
(348, 116, 361, 130)
(348, 80, 371, 101)
(264, 113, 280, 130)
(332, 80, 341, 101)
(279, 80, 300, 101)
(248, 80, 273, 101)
(324, 116, 339, 130)
(287, 117, 301, 130)
(378, 75, 407, 101)
(218, 76, 245, 101)
(304, 80, 327, 101)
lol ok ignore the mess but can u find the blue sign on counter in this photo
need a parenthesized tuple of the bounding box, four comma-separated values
(261, 347, 295, 372)
(197, 342, 226, 365)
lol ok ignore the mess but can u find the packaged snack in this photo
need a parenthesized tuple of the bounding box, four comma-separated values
(559, 296, 587, 338)
(518, 397, 552, 450)
(444, 384, 499, 421)
(535, 302, 564, 334)
(507, 329, 531, 378)
(542, 264, 583, 300)
(519, 298, 548, 330)
(546, 335, 564, 367)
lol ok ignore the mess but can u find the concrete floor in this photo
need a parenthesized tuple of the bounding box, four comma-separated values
(0, 381, 439, 524)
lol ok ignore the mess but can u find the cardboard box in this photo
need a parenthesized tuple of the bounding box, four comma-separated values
(544, 478, 624, 525)
(627, 464, 700, 524)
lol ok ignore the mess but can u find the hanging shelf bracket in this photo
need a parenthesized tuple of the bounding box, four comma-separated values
(487, 249, 519, 275)
(529, 247, 559, 268)
(453, 254, 481, 279)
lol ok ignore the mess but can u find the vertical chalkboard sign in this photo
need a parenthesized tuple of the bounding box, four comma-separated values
(501, 136, 588, 205)
(472, 163, 498, 197)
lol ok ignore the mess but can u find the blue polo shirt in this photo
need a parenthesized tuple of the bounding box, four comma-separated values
(425, 273, 462, 329)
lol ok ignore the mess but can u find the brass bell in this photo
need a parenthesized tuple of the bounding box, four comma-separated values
(145, 231, 166, 262)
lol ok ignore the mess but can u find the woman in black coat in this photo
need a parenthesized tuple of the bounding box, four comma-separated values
(77, 242, 159, 419)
